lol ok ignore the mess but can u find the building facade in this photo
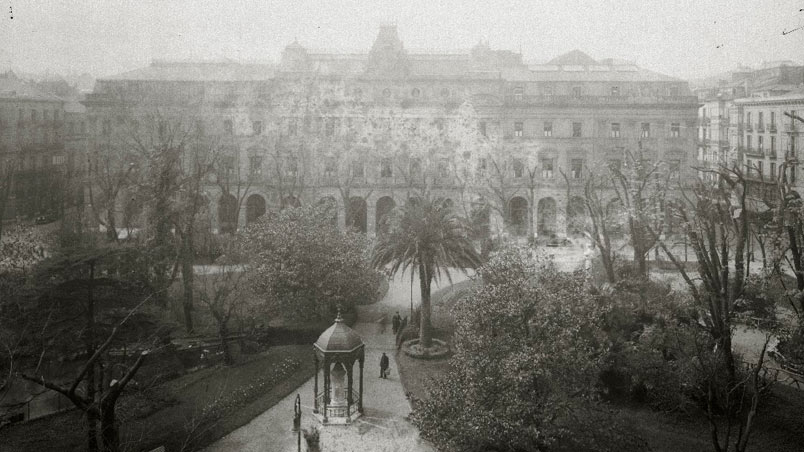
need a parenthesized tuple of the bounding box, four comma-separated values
(694, 62, 804, 187)
(84, 26, 699, 238)
(732, 93, 803, 188)
(0, 72, 83, 221)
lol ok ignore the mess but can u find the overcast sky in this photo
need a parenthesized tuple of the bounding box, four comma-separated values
(2, 0, 803, 80)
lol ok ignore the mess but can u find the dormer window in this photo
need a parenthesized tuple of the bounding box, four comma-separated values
(411, 88, 421, 98)
(513, 86, 524, 101)
(572, 86, 582, 98)
(440, 88, 450, 98)
(611, 86, 620, 96)
(382, 88, 392, 98)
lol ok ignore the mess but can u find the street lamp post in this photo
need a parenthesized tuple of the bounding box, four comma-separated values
(409, 269, 413, 319)
(292, 394, 301, 452)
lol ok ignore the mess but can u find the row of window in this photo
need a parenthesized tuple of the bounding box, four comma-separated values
(511, 85, 681, 99)
(244, 157, 680, 182)
(744, 111, 793, 128)
(745, 159, 797, 182)
(744, 134, 797, 154)
(500, 121, 682, 139)
(94, 116, 684, 141)
(16, 108, 61, 122)
(242, 157, 598, 181)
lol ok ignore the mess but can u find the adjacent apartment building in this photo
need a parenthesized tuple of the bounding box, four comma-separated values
(83, 26, 699, 238)
(733, 92, 804, 187)
(695, 62, 804, 187)
(0, 72, 84, 221)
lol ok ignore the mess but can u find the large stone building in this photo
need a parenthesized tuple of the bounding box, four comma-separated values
(84, 26, 699, 238)
(0, 72, 84, 221)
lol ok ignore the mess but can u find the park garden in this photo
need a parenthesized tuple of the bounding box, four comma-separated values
(1, 132, 804, 452)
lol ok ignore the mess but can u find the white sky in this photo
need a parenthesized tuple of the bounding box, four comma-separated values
(1, 0, 803, 79)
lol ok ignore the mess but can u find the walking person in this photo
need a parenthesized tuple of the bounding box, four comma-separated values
(377, 315, 387, 334)
(380, 352, 389, 379)
(392, 311, 401, 335)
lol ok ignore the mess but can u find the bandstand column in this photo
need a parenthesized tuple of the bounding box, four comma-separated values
(323, 358, 330, 422)
(346, 360, 354, 417)
(313, 354, 319, 413)
(358, 355, 364, 413)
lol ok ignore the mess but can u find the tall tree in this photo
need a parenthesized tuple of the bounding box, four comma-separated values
(19, 245, 156, 452)
(653, 166, 772, 452)
(0, 159, 16, 241)
(197, 255, 249, 365)
(371, 194, 481, 349)
(578, 163, 621, 284)
(610, 149, 671, 279)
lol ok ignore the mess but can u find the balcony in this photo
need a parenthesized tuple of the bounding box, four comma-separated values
(746, 123, 754, 132)
(740, 146, 765, 158)
(756, 123, 765, 133)
(786, 123, 799, 133)
(769, 123, 777, 133)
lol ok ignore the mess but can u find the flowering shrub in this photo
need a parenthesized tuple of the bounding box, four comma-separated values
(411, 246, 627, 451)
(238, 204, 380, 321)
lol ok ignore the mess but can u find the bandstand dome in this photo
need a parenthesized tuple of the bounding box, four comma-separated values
(314, 313, 364, 353)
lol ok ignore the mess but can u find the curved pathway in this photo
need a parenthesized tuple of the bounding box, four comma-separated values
(203, 268, 442, 452)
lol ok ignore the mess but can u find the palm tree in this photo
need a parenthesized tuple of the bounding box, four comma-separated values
(372, 194, 482, 349)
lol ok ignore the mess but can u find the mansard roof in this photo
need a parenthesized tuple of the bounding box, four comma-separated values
(97, 28, 683, 85)
(0, 75, 64, 102)
(105, 60, 277, 82)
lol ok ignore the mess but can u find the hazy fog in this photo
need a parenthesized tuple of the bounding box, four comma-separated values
(2, 0, 803, 79)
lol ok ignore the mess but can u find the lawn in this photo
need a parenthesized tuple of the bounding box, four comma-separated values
(0, 345, 315, 452)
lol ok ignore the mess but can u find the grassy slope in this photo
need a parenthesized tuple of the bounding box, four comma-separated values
(0, 345, 315, 452)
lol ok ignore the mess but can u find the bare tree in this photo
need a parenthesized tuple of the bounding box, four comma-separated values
(86, 144, 137, 242)
(197, 258, 249, 365)
(610, 148, 671, 279)
(20, 247, 154, 452)
(578, 165, 620, 283)
(0, 158, 16, 241)
(650, 166, 775, 452)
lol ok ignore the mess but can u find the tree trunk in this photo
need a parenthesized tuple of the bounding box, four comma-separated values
(220, 322, 233, 365)
(418, 263, 433, 349)
(181, 231, 194, 334)
(99, 403, 119, 452)
(105, 207, 118, 242)
(721, 317, 737, 383)
(600, 243, 616, 284)
(86, 261, 99, 452)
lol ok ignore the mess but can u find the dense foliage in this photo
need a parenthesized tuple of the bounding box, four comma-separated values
(411, 246, 641, 451)
(239, 203, 379, 321)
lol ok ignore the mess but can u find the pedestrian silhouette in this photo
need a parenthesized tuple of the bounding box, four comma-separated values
(380, 352, 389, 378)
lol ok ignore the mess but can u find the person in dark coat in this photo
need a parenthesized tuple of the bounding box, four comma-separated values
(380, 352, 390, 378)
(392, 311, 401, 334)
